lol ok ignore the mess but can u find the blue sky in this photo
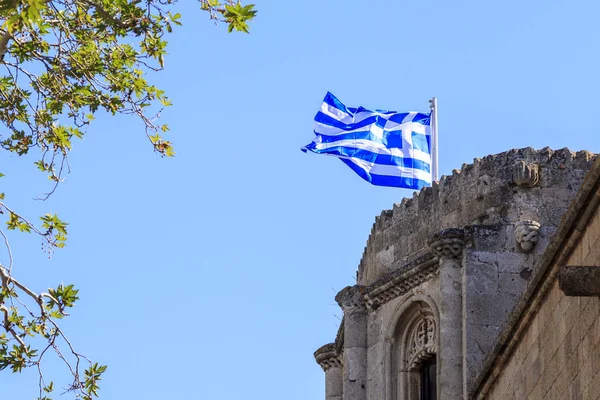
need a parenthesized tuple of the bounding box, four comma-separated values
(2, 0, 600, 398)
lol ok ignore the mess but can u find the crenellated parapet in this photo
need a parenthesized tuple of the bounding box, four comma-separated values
(357, 147, 596, 285)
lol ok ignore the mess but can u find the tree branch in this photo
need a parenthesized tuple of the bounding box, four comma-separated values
(0, 305, 26, 348)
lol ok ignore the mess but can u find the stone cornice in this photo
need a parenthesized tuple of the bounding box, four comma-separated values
(364, 254, 438, 311)
(349, 229, 466, 312)
(428, 228, 465, 259)
(314, 343, 343, 372)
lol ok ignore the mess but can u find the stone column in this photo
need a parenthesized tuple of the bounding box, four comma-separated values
(429, 229, 464, 400)
(315, 343, 344, 400)
(335, 285, 367, 400)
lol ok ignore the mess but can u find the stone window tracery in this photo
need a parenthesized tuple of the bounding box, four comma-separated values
(407, 315, 437, 369)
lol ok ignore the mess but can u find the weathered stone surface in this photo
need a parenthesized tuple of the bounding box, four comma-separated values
(336, 285, 367, 313)
(315, 344, 345, 400)
(429, 228, 464, 259)
(365, 342, 384, 400)
(314, 148, 600, 400)
(437, 253, 464, 400)
(473, 155, 600, 399)
(315, 343, 342, 372)
(465, 324, 502, 385)
(357, 148, 595, 286)
(326, 367, 343, 400)
(559, 265, 600, 296)
(336, 285, 369, 400)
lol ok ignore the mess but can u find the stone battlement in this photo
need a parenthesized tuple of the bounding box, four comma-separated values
(357, 147, 596, 285)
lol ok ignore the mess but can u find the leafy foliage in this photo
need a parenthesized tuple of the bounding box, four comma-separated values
(0, 0, 255, 398)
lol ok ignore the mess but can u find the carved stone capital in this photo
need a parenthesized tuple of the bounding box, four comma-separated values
(428, 228, 465, 259)
(513, 160, 539, 187)
(314, 343, 343, 371)
(335, 285, 367, 313)
(515, 220, 540, 252)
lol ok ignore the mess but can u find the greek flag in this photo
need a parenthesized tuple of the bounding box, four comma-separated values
(302, 92, 432, 189)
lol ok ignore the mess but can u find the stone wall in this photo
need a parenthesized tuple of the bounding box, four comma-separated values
(486, 195, 600, 399)
(357, 147, 594, 286)
(462, 219, 550, 392)
(357, 147, 597, 394)
(314, 147, 599, 400)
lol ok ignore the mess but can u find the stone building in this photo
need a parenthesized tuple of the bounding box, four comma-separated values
(314, 147, 600, 400)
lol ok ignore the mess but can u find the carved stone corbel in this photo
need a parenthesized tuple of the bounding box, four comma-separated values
(513, 160, 539, 187)
(515, 220, 540, 252)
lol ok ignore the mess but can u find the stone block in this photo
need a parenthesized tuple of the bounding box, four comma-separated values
(366, 314, 382, 348)
(465, 256, 499, 294)
(556, 365, 569, 397)
(465, 225, 507, 252)
(580, 299, 600, 338)
(498, 272, 528, 295)
(326, 368, 343, 399)
(559, 266, 600, 296)
(375, 246, 394, 271)
(343, 381, 366, 400)
(466, 292, 518, 327)
(344, 311, 367, 349)
(344, 347, 367, 382)
(568, 374, 582, 400)
(365, 343, 384, 382)
(495, 251, 532, 274)
(530, 383, 542, 400)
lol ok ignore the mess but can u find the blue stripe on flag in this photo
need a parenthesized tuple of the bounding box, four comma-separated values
(314, 129, 430, 151)
(301, 144, 431, 173)
(340, 159, 430, 190)
(387, 112, 430, 125)
(314, 112, 378, 131)
(302, 92, 432, 189)
(323, 92, 351, 115)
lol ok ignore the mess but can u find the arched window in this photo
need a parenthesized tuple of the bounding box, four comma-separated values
(419, 356, 436, 400)
(386, 300, 438, 400)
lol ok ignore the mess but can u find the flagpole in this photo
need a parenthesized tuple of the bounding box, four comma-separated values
(430, 97, 439, 182)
